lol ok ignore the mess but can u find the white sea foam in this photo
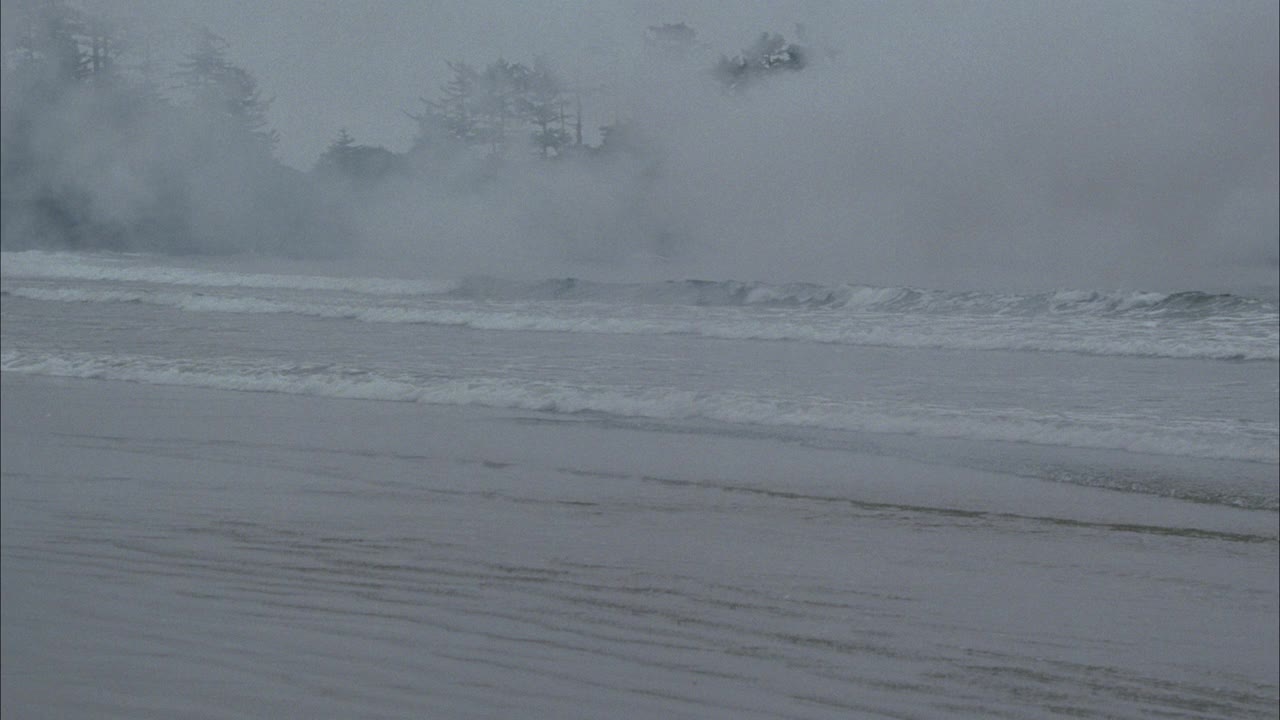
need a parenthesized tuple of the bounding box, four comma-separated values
(7, 251, 1276, 319)
(0, 251, 456, 296)
(6, 284, 1276, 361)
(4, 349, 1275, 465)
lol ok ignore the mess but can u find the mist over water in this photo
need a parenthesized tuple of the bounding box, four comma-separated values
(2, 0, 1276, 294)
(4, 5, 1279, 717)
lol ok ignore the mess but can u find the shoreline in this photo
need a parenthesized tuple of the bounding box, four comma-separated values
(3, 371, 1275, 537)
(4, 372, 1278, 718)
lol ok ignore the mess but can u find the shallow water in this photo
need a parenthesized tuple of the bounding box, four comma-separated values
(3, 251, 1276, 504)
(2, 251, 1277, 718)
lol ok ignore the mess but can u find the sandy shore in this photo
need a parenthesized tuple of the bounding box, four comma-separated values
(3, 373, 1277, 719)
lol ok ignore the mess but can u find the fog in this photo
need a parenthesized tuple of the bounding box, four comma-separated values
(3, 0, 1276, 292)
(4, 6, 1279, 715)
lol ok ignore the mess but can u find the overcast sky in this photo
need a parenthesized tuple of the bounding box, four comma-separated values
(83, 1, 1274, 168)
(82, 0, 848, 168)
(23, 0, 1279, 290)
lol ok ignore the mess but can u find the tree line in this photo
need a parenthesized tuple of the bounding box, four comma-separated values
(2, 1, 810, 257)
(319, 22, 807, 186)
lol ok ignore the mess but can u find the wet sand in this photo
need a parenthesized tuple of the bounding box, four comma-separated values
(3, 373, 1277, 719)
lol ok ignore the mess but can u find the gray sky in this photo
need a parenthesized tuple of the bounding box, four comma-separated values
(88, 0, 846, 168)
(42, 1, 1280, 289)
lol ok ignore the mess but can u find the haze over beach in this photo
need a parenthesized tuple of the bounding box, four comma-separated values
(2, 1, 1277, 718)
(2, 0, 1277, 290)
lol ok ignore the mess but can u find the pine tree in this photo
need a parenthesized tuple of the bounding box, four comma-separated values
(175, 27, 278, 148)
(315, 128, 403, 185)
(315, 128, 356, 171)
(8, 0, 86, 91)
(418, 60, 480, 146)
(519, 59, 570, 157)
(474, 58, 528, 155)
(80, 13, 124, 84)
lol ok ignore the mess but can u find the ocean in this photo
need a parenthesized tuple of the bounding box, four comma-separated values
(2, 249, 1277, 719)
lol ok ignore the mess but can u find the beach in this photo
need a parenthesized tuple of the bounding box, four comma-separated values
(3, 2, 1277, 714)
(4, 372, 1276, 719)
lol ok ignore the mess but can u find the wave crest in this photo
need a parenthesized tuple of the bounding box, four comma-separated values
(4, 349, 1276, 471)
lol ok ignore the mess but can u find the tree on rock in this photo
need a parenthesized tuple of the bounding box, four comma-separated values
(314, 128, 403, 186)
(715, 32, 806, 91)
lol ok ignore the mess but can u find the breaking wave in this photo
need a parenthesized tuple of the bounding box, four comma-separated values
(4, 349, 1276, 472)
(4, 250, 1275, 319)
(0, 251, 456, 296)
(5, 284, 1275, 361)
(447, 276, 1277, 319)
